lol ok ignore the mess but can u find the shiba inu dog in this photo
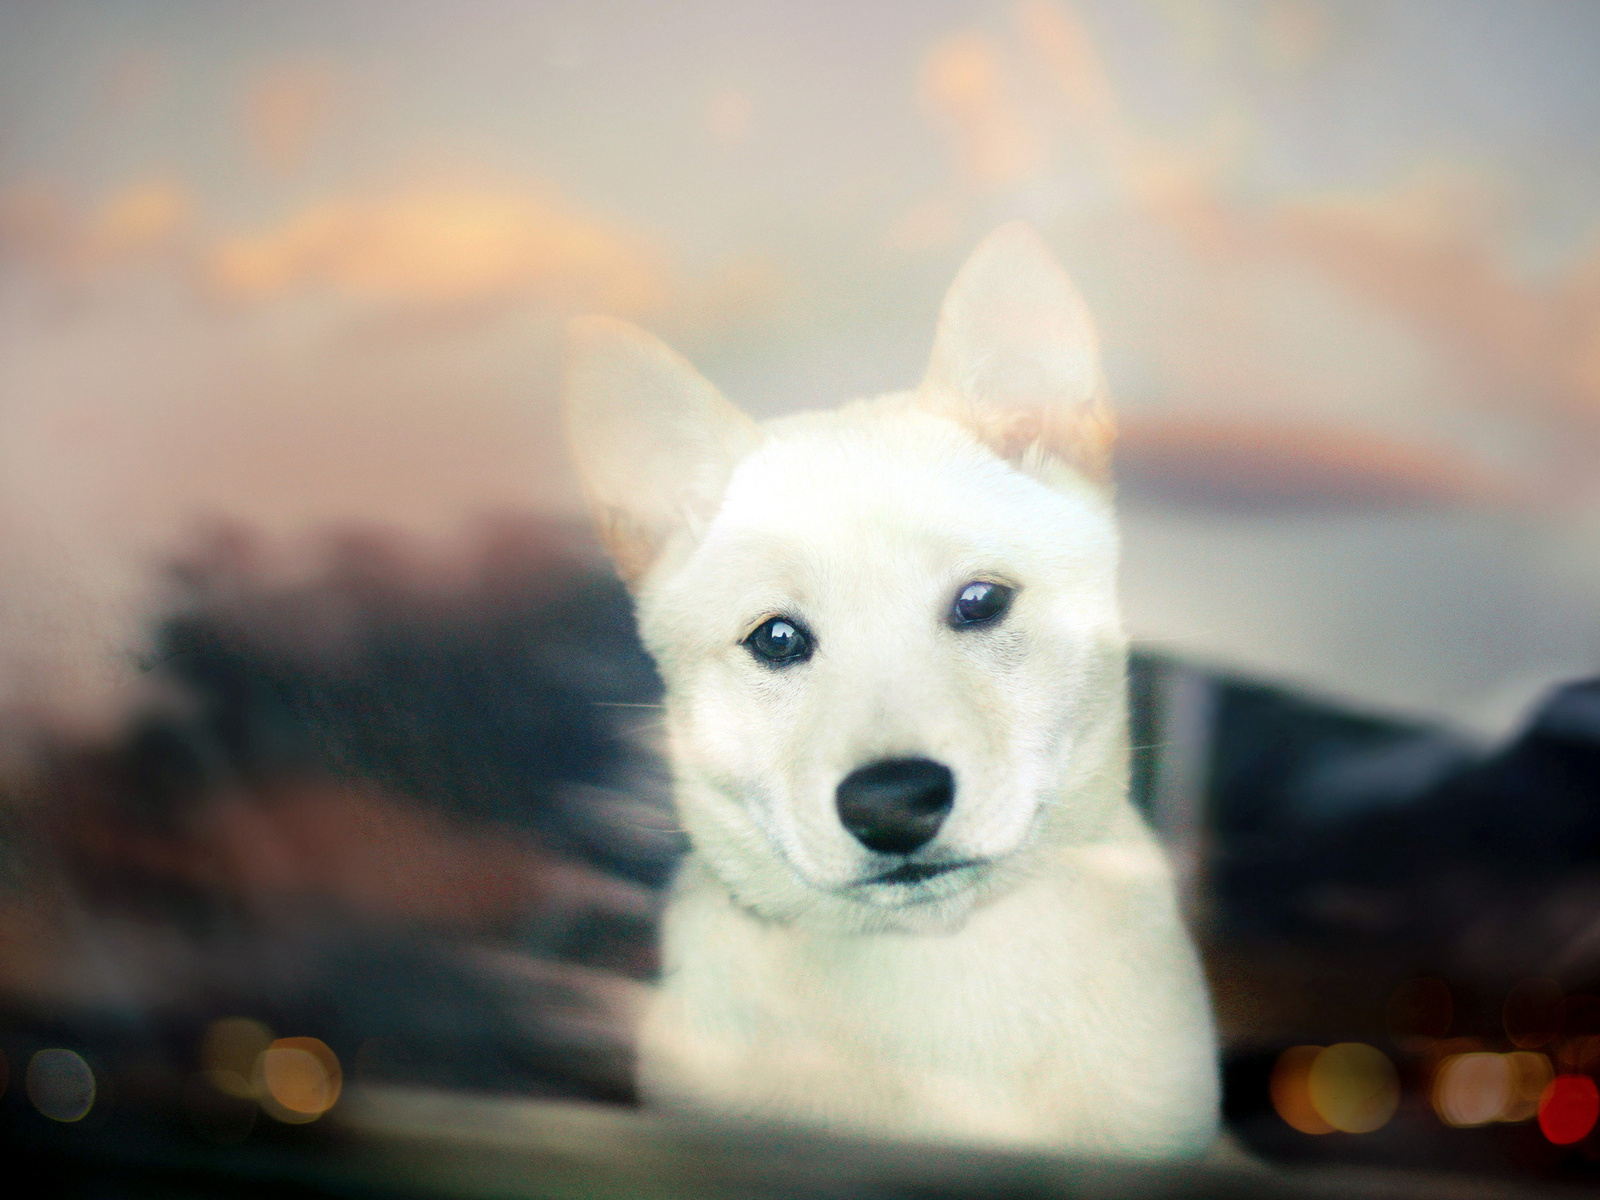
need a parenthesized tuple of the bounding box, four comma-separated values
(562, 224, 1219, 1157)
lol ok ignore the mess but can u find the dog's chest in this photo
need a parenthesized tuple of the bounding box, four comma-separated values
(780, 901, 1080, 1066)
(646, 844, 1214, 1146)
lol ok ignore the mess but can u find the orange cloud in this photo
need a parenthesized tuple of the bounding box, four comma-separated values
(245, 62, 339, 176)
(92, 181, 191, 255)
(900, 0, 1598, 455)
(1014, 0, 1118, 125)
(902, 2, 1239, 246)
(1116, 414, 1516, 511)
(0, 179, 191, 275)
(207, 186, 666, 314)
(1264, 174, 1600, 425)
(918, 33, 1045, 191)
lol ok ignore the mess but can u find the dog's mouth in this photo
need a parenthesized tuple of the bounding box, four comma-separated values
(862, 859, 982, 886)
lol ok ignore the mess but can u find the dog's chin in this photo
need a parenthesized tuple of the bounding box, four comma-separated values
(842, 860, 992, 931)
(712, 828, 1031, 933)
(851, 858, 985, 903)
(719, 854, 1003, 934)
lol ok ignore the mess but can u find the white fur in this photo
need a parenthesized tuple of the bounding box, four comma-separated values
(563, 224, 1219, 1157)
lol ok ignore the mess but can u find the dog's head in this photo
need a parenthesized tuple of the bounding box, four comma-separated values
(565, 224, 1127, 932)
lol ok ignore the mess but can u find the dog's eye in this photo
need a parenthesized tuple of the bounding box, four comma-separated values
(745, 616, 813, 665)
(951, 581, 1012, 627)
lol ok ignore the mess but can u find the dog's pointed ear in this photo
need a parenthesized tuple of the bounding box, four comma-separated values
(919, 222, 1114, 485)
(564, 316, 761, 586)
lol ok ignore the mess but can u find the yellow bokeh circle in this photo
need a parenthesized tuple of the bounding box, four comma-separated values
(1274, 1043, 1399, 1135)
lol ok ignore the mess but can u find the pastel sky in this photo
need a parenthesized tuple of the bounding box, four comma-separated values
(2, 0, 1599, 737)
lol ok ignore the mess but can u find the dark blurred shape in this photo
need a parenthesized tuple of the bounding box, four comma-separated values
(1387, 978, 1453, 1045)
(1506, 980, 1564, 1049)
(1125, 653, 1600, 1181)
(1202, 669, 1480, 941)
(1416, 679, 1600, 875)
(1209, 675, 1600, 974)
(1, 516, 672, 1127)
(149, 519, 674, 886)
(183, 1069, 257, 1144)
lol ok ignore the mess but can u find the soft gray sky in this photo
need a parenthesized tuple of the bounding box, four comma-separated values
(2, 0, 1599, 736)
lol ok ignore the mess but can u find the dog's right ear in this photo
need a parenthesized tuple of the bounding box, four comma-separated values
(919, 222, 1114, 487)
(563, 316, 761, 587)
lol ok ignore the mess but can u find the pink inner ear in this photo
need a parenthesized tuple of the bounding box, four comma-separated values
(596, 505, 657, 588)
(918, 224, 1115, 484)
(922, 387, 1115, 485)
(1044, 394, 1115, 484)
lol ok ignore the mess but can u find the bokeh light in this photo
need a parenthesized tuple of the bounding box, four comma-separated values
(1433, 1053, 1510, 1128)
(1505, 978, 1564, 1049)
(1307, 1043, 1400, 1135)
(1270, 1046, 1334, 1135)
(1557, 1035, 1600, 1075)
(1539, 1075, 1600, 1145)
(255, 1037, 341, 1123)
(25, 1048, 96, 1123)
(1501, 1052, 1555, 1124)
(201, 1016, 273, 1098)
(1430, 1049, 1557, 1128)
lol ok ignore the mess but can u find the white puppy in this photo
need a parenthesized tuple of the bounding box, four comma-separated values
(563, 224, 1219, 1157)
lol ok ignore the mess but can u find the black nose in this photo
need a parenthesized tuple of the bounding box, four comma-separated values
(835, 758, 954, 854)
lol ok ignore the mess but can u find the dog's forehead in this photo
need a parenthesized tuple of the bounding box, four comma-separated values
(723, 405, 1049, 535)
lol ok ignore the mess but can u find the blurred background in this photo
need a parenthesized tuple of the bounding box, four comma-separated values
(2, 1, 1600, 1196)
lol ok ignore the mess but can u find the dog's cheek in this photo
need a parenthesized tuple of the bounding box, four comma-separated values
(682, 673, 778, 797)
(913, 651, 1036, 857)
(680, 665, 831, 866)
(988, 623, 1118, 838)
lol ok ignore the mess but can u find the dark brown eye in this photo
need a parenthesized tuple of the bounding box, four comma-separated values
(745, 616, 813, 665)
(951, 581, 1012, 627)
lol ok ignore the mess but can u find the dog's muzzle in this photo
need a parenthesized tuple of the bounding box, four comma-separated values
(835, 757, 954, 854)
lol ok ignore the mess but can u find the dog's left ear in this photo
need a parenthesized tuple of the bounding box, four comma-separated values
(564, 316, 761, 587)
(919, 222, 1113, 485)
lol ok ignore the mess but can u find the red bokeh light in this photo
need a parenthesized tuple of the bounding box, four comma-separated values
(1538, 1075, 1600, 1145)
